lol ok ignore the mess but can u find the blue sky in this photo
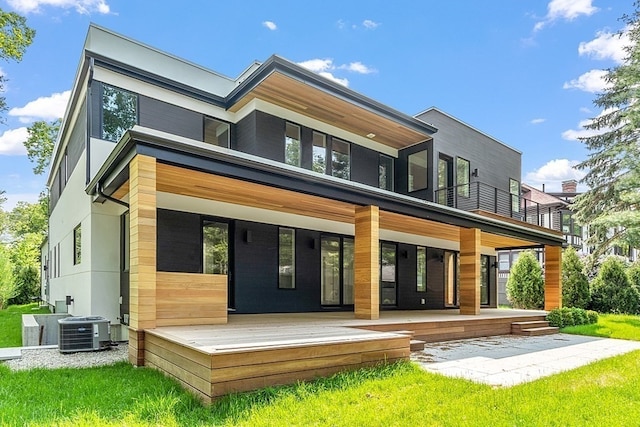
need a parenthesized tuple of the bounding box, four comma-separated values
(0, 0, 633, 209)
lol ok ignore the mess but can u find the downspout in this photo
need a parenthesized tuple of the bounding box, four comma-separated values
(97, 181, 129, 208)
(86, 57, 94, 186)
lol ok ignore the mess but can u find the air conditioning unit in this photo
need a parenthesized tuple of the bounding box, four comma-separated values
(58, 316, 111, 353)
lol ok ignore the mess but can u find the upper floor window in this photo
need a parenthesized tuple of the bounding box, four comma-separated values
(408, 151, 427, 192)
(457, 157, 470, 197)
(312, 132, 327, 173)
(204, 117, 230, 148)
(102, 84, 138, 142)
(379, 155, 394, 191)
(73, 224, 81, 265)
(285, 123, 301, 167)
(331, 138, 350, 180)
(509, 178, 520, 213)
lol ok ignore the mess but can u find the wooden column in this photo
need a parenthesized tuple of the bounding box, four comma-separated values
(544, 245, 562, 310)
(354, 205, 379, 320)
(459, 228, 481, 315)
(128, 155, 157, 366)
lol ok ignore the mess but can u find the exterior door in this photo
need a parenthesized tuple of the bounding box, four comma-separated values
(320, 236, 354, 306)
(202, 220, 233, 309)
(437, 155, 454, 206)
(380, 242, 397, 306)
(120, 211, 130, 325)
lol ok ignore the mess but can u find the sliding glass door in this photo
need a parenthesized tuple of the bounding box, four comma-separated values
(380, 242, 397, 306)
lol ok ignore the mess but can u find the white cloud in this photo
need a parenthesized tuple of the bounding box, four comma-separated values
(339, 61, 376, 74)
(297, 59, 349, 86)
(530, 118, 546, 124)
(0, 127, 28, 156)
(534, 0, 598, 32)
(561, 108, 616, 141)
(563, 69, 609, 93)
(580, 107, 592, 114)
(524, 159, 586, 191)
(8, 0, 110, 14)
(9, 90, 70, 123)
(362, 19, 380, 29)
(262, 21, 277, 31)
(579, 28, 629, 64)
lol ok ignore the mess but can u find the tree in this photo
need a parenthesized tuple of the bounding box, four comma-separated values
(0, 9, 35, 120)
(590, 256, 640, 314)
(573, 3, 640, 257)
(561, 246, 590, 309)
(0, 245, 16, 309)
(506, 250, 544, 309)
(24, 119, 60, 175)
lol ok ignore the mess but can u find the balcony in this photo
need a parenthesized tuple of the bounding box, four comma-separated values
(434, 182, 581, 241)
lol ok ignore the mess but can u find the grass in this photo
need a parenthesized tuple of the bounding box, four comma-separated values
(561, 313, 640, 341)
(0, 311, 638, 426)
(0, 303, 50, 347)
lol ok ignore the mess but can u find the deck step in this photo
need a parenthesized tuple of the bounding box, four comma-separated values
(515, 326, 559, 336)
(392, 330, 416, 338)
(410, 339, 426, 351)
(511, 320, 551, 333)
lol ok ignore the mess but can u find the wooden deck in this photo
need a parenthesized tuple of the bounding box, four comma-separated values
(143, 309, 547, 402)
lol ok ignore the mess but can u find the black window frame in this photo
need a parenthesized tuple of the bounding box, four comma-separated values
(278, 227, 296, 289)
(100, 83, 139, 143)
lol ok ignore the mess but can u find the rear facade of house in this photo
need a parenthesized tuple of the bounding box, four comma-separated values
(41, 25, 564, 354)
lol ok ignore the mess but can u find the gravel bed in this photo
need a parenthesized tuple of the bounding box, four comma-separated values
(3, 343, 129, 371)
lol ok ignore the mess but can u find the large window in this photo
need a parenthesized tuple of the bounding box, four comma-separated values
(408, 151, 427, 191)
(102, 84, 137, 142)
(331, 138, 350, 179)
(457, 157, 470, 198)
(343, 238, 354, 304)
(73, 224, 81, 265)
(417, 246, 426, 292)
(444, 251, 457, 306)
(379, 154, 394, 191)
(203, 221, 228, 274)
(321, 236, 354, 305)
(312, 132, 326, 173)
(380, 243, 397, 306)
(278, 228, 295, 289)
(204, 117, 230, 148)
(510, 178, 520, 214)
(480, 255, 490, 305)
(285, 123, 301, 167)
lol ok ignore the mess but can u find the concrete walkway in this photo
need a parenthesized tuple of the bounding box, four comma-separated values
(411, 334, 640, 387)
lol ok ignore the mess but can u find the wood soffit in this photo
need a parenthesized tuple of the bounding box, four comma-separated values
(228, 73, 431, 149)
(113, 164, 542, 250)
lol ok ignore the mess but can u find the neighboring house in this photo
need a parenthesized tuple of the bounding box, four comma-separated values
(41, 25, 564, 368)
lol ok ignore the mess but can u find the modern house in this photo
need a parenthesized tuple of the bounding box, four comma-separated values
(41, 24, 565, 400)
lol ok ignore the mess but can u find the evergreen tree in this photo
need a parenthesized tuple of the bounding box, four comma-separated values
(590, 256, 640, 314)
(506, 250, 544, 309)
(562, 246, 590, 308)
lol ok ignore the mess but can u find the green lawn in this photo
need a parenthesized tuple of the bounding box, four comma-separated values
(562, 313, 640, 340)
(0, 303, 50, 347)
(0, 311, 639, 426)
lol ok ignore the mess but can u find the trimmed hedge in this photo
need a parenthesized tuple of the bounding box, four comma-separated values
(546, 307, 598, 328)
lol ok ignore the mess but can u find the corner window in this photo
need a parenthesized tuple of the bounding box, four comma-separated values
(203, 221, 229, 274)
(285, 123, 301, 167)
(73, 224, 81, 265)
(331, 139, 350, 179)
(417, 246, 426, 292)
(510, 178, 520, 213)
(204, 117, 230, 148)
(101, 84, 138, 142)
(457, 158, 470, 198)
(279, 228, 295, 289)
(379, 155, 394, 191)
(312, 132, 327, 173)
(408, 151, 427, 192)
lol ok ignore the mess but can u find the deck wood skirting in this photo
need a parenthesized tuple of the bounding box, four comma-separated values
(156, 272, 228, 326)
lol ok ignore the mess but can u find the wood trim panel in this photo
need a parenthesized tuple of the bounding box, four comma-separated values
(459, 228, 481, 315)
(129, 155, 157, 331)
(544, 245, 562, 310)
(354, 206, 379, 320)
(156, 272, 228, 327)
(128, 328, 145, 366)
(228, 72, 429, 149)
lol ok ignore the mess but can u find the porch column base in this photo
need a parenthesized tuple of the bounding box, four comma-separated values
(128, 328, 145, 366)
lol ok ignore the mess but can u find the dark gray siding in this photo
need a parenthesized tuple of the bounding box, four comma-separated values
(157, 209, 202, 273)
(89, 80, 102, 139)
(351, 144, 379, 187)
(50, 171, 60, 211)
(139, 96, 203, 141)
(415, 109, 521, 196)
(236, 111, 284, 162)
(67, 99, 87, 179)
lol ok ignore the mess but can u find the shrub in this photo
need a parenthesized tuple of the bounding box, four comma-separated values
(0, 247, 17, 309)
(590, 256, 640, 314)
(506, 250, 544, 309)
(546, 307, 597, 328)
(8, 265, 40, 305)
(561, 246, 590, 308)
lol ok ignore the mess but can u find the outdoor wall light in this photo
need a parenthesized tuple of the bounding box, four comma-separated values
(65, 295, 74, 305)
(471, 168, 479, 177)
(244, 230, 252, 243)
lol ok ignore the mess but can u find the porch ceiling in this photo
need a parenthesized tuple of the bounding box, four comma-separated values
(227, 72, 431, 149)
(111, 163, 540, 250)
